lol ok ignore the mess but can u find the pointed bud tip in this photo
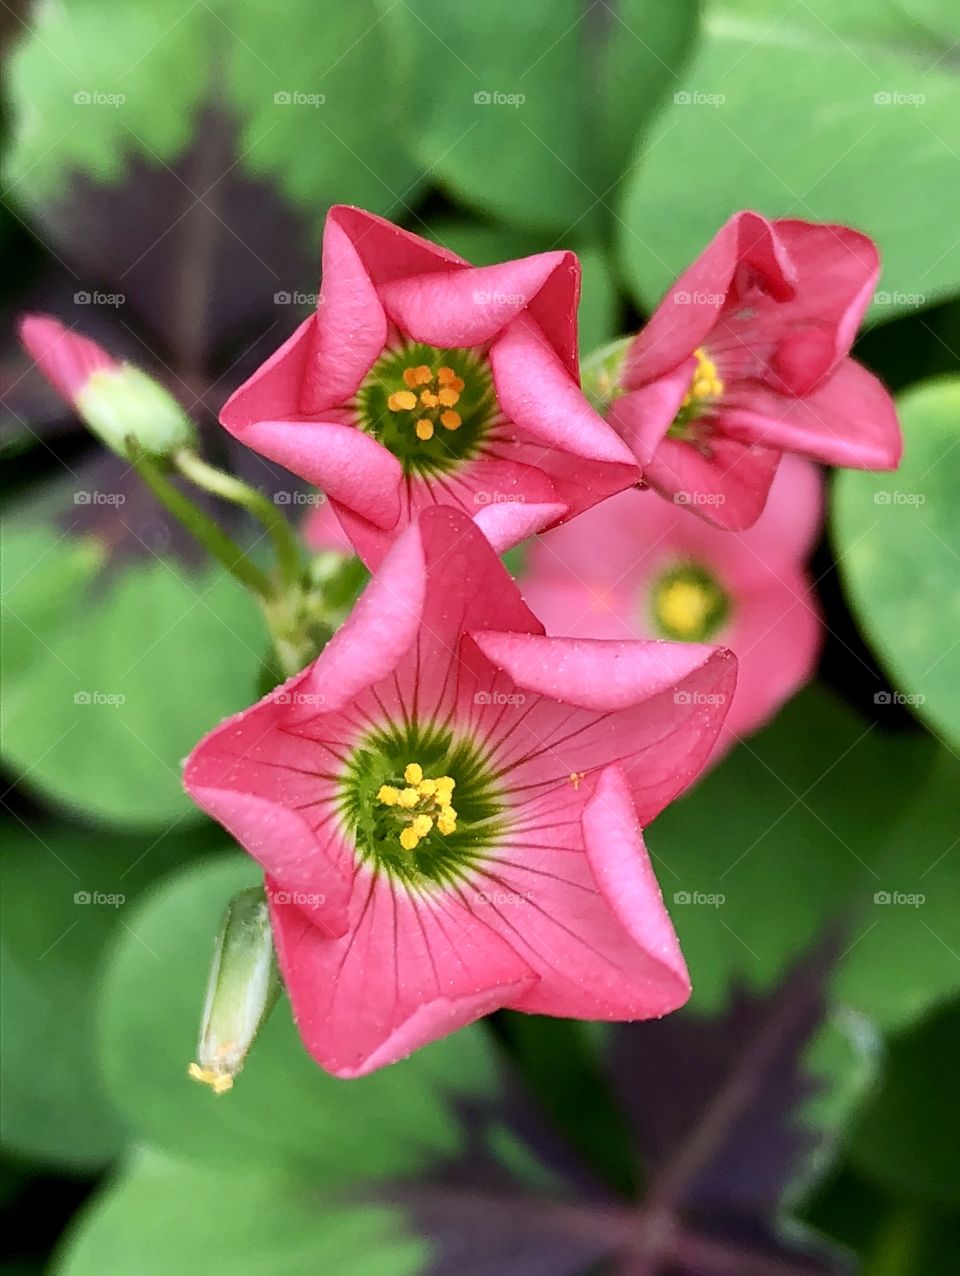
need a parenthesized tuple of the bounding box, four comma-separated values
(19, 312, 196, 460)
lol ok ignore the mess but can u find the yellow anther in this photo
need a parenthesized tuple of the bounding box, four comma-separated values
(656, 579, 716, 640)
(420, 389, 439, 408)
(436, 809, 457, 836)
(188, 1062, 234, 1095)
(402, 367, 419, 388)
(397, 787, 420, 808)
(388, 389, 418, 412)
(404, 763, 423, 784)
(415, 418, 435, 440)
(418, 778, 437, 797)
(377, 784, 400, 806)
(437, 366, 456, 384)
(399, 826, 420, 851)
(437, 386, 460, 407)
(415, 364, 433, 384)
(412, 813, 434, 838)
(435, 776, 455, 800)
(440, 410, 461, 431)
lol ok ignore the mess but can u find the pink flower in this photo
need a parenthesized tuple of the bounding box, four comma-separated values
(219, 206, 638, 566)
(184, 508, 736, 1077)
(523, 455, 823, 762)
(605, 212, 901, 529)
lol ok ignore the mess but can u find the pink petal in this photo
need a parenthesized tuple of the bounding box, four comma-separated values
(471, 632, 737, 823)
(292, 518, 428, 717)
(766, 219, 879, 392)
(721, 357, 901, 469)
(269, 873, 536, 1077)
(474, 765, 689, 1019)
(183, 678, 354, 937)
(643, 433, 783, 531)
(473, 500, 568, 554)
(234, 418, 402, 528)
(491, 313, 639, 468)
(608, 359, 697, 466)
(378, 252, 570, 348)
(19, 313, 118, 402)
(624, 212, 796, 386)
(713, 569, 822, 760)
(300, 213, 388, 412)
(220, 315, 316, 428)
(525, 250, 581, 379)
(328, 205, 468, 284)
(471, 630, 730, 711)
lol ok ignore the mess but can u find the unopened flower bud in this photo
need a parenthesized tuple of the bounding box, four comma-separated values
(19, 314, 196, 460)
(188, 886, 279, 1095)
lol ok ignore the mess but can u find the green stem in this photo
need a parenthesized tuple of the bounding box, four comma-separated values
(173, 448, 303, 589)
(127, 443, 274, 599)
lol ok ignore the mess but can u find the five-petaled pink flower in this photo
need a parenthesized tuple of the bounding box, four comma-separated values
(219, 206, 639, 566)
(523, 455, 823, 764)
(603, 212, 901, 529)
(184, 508, 736, 1077)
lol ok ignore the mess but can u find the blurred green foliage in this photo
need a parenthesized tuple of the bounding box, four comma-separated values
(2, 0, 959, 1272)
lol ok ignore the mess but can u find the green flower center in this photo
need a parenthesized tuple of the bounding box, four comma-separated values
(355, 341, 498, 476)
(338, 720, 505, 888)
(649, 562, 730, 642)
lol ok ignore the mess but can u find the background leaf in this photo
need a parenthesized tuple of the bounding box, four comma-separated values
(832, 377, 960, 749)
(97, 856, 512, 1182)
(1, 521, 266, 827)
(383, 0, 697, 232)
(54, 1150, 426, 1276)
(0, 821, 205, 1169)
(618, 0, 960, 322)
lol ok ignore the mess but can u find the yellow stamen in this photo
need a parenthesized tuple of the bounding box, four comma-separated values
(437, 387, 460, 407)
(377, 784, 400, 806)
(399, 827, 420, 851)
(404, 763, 423, 784)
(418, 778, 437, 797)
(397, 787, 420, 809)
(440, 410, 461, 431)
(415, 418, 435, 440)
(388, 389, 417, 412)
(436, 809, 456, 835)
(420, 389, 439, 408)
(656, 579, 717, 640)
(188, 1062, 234, 1095)
(412, 813, 434, 838)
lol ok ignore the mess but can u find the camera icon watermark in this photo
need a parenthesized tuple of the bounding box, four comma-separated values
(473, 90, 525, 107)
(673, 890, 725, 907)
(273, 91, 325, 107)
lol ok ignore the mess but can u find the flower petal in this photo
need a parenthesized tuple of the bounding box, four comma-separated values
(19, 313, 118, 401)
(609, 359, 696, 466)
(643, 433, 783, 531)
(328, 204, 468, 283)
(491, 314, 638, 469)
(269, 875, 537, 1077)
(183, 679, 354, 937)
(300, 212, 388, 411)
(624, 211, 796, 386)
(471, 633, 737, 823)
(720, 357, 902, 469)
(469, 765, 689, 1019)
(232, 418, 402, 528)
(378, 252, 571, 348)
(220, 314, 315, 428)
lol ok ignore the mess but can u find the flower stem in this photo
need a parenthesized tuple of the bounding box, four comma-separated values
(172, 448, 303, 589)
(127, 441, 274, 599)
